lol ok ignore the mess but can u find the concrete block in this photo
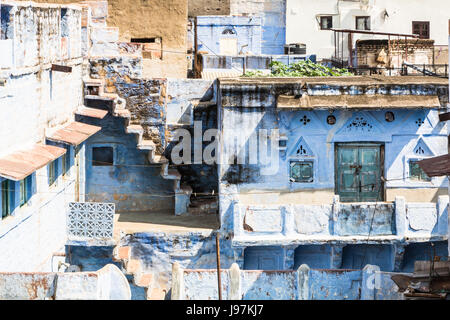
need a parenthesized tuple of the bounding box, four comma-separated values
(91, 27, 119, 43)
(90, 42, 119, 57)
(395, 196, 407, 237)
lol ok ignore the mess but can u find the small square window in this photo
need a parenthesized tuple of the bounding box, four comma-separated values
(356, 16, 371, 30)
(93, 147, 114, 166)
(320, 16, 333, 30)
(409, 161, 431, 182)
(290, 161, 314, 183)
(412, 21, 430, 39)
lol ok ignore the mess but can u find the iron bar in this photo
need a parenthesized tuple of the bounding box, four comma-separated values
(216, 233, 222, 300)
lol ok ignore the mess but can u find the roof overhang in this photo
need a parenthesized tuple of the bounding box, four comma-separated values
(418, 154, 450, 177)
(0, 144, 66, 181)
(277, 94, 442, 109)
(46, 121, 101, 146)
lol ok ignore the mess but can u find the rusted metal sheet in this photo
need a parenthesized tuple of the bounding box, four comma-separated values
(418, 154, 450, 177)
(438, 112, 450, 122)
(0, 144, 66, 181)
(47, 121, 101, 146)
(51, 64, 72, 73)
(75, 107, 108, 119)
(277, 94, 442, 109)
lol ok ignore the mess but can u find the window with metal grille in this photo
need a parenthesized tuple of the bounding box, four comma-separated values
(320, 16, 333, 30)
(412, 21, 430, 39)
(409, 160, 431, 182)
(290, 161, 314, 183)
(356, 16, 371, 30)
(92, 147, 114, 166)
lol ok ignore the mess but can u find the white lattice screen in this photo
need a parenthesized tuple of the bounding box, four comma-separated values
(67, 202, 115, 240)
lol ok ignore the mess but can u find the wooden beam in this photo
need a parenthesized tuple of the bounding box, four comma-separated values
(51, 64, 72, 73)
(439, 112, 450, 122)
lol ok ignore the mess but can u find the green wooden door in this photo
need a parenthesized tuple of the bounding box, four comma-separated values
(336, 143, 384, 202)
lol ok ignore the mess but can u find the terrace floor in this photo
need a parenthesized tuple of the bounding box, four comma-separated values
(113, 211, 219, 239)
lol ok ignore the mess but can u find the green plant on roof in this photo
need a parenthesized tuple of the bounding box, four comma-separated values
(243, 60, 353, 77)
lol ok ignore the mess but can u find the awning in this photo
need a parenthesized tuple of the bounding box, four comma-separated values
(418, 154, 450, 177)
(277, 94, 442, 109)
(46, 121, 101, 146)
(0, 144, 66, 181)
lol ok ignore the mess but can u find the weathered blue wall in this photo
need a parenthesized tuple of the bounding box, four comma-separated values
(260, 0, 286, 54)
(80, 114, 174, 213)
(196, 16, 263, 55)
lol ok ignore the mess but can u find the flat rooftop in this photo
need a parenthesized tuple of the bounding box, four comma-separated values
(113, 212, 219, 238)
(219, 75, 449, 86)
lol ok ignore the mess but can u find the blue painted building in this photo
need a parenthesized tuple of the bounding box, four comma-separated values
(218, 76, 449, 273)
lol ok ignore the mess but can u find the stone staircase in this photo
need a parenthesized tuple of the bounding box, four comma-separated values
(112, 246, 161, 300)
(79, 77, 193, 215)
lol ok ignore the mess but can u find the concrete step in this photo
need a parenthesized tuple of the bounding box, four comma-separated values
(162, 168, 182, 180)
(137, 139, 156, 151)
(75, 106, 108, 119)
(113, 109, 131, 119)
(152, 154, 169, 164)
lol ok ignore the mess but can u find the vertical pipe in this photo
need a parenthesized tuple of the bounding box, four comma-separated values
(194, 17, 198, 78)
(216, 233, 222, 300)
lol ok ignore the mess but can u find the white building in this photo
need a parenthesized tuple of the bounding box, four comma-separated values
(286, 0, 450, 61)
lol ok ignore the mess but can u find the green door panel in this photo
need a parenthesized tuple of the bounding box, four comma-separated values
(336, 143, 384, 202)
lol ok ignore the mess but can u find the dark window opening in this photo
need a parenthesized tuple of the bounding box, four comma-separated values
(131, 38, 160, 43)
(93, 147, 114, 166)
(320, 16, 333, 30)
(222, 28, 236, 35)
(412, 21, 430, 39)
(356, 16, 371, 30)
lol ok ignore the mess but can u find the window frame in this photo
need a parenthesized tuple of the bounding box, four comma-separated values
(412, 21, 430, 39)
(19, 175, 32, 207)
(92, 146, 115, 167)
(48, 160, 58, 187)
(289, 160, 314, 183)
(319, 16, 333, 30)
(62, 147, 71, 177)
(408, 160, 432, 182)
(1, 179, 12, 218)
(355, 16, 371, 31)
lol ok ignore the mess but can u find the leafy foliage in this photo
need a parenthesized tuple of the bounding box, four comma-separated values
(243, 60, 353, 77)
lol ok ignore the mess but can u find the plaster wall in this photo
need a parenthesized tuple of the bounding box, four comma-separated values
(173, 263, 407, 300)
(0, 264, 130, 300)
(0, 2, 83, 272)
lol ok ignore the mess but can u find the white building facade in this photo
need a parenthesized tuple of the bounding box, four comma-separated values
(286, 0, 450, 61)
